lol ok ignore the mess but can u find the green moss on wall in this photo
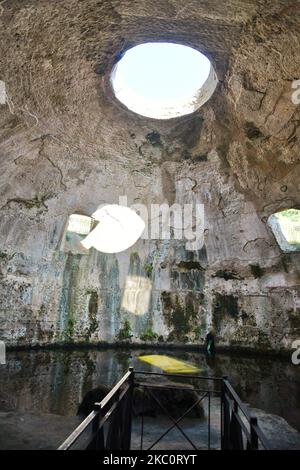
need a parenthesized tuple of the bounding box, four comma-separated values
(86, 291, 98, 338)
(161, 291, 201, 342)
(143, 263, 153, 278)
(58, 253, 82, 338)
(193, 324, 205, 339)
(117, 318, 132, 341)
(140, 327, 158, 342)
(130, 252, 139, 262)
(65, 314, 75, 340)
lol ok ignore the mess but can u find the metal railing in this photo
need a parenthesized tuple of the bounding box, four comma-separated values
(58, 368, 270, 451)
(58, 368, 134, 450)
(221, 376, 271, 450)
(134, 370, 222, 450)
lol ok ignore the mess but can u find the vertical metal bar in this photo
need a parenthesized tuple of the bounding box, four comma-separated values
(220, 376, 227, 450)
(208, 391, 211, 450)
(106, 388, 121, 449)
(87, 411, 100, 450)
(95, 408, 105, 450)
(127, 367, 134, 450)
(250, 417, 259, 450)
(140, 385, 145, 450)
(121, 367, 134, 450)
(220, 385, 223, 449)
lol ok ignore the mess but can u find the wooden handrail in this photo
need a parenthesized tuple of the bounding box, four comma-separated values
(95, 369, 132, 408)
(58, 410, 98, 450)
(58, 368, 134, 450)
(135, 370, 223, 381)
(223, 378, 251, 420)
(222, 378, 270, 449)
(251, 421, 271, 449)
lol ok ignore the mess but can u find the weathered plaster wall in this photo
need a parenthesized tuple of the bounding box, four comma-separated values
(0, 0, 300, 351)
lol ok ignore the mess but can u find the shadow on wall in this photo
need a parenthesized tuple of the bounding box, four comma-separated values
(212, 293, 238, 340)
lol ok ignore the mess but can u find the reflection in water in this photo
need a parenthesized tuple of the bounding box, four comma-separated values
(138, 354, 201, 373)
(0, 348, 299, 432)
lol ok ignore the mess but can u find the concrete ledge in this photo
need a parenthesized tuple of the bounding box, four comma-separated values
(5, 341, 293, 360)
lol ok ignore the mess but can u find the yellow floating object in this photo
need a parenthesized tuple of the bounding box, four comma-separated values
(138, 355, 201, 374)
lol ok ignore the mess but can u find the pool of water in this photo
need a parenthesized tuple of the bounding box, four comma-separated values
(0, 348, 300, 433)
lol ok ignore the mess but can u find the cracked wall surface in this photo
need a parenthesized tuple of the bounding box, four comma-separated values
(0, 0, 300, 351)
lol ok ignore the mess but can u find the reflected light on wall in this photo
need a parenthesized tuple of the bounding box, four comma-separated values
(81, 205, 145, 254)
(121, 275, 152, 316)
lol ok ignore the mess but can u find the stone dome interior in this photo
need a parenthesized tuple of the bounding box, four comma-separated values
(0, 0, 300, 353)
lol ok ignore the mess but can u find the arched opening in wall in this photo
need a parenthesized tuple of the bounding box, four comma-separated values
(61, 206, 145, 255)
(267, 209, 300, 252)
(111, 43, 218, 119)
(60, 213, 93, 255)
(81, 205, 145, 254)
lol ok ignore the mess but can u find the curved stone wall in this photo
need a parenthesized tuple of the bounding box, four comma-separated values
(0, 1, 300, 351)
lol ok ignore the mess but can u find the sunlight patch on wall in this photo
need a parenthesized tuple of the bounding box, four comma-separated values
(121, 275, 152, 316)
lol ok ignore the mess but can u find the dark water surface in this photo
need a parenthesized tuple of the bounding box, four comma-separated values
(0, 348, 300, 433)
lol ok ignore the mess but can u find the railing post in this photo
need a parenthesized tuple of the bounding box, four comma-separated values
(106, 389, 121, 449)
(250, 417, 259, 450)
(58, 371, 269, 451)
(127, 366, 134, 450)
(86, 408, 104, 450)
(140, 384, 145, 450)
(208, 391, 211, 450)
(221, 376, 228, 450)
(129, 366, 134, 387)
(94, 407, 105, 450)
(121, 367, 134, 450)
